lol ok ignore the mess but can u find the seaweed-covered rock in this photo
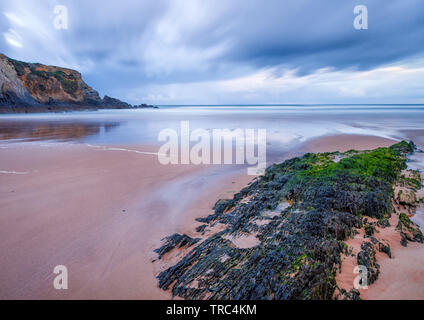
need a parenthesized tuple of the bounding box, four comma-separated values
(357, 242, 380, 285)
(158, 209, 355, 300)
(195, 224, 207, 233)
(154, 234, 200, 260)
(336, 288, 361, 300)
(397, 189, 418, 206)
(155, 141, 417, 300)
(397, 213, 424, 246)
(377, 217, 390, 228)
(364, 223, 375, 236)
(377, 240, 391, 258)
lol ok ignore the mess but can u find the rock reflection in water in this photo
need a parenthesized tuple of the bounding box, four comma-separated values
(0, 121, 120, 142)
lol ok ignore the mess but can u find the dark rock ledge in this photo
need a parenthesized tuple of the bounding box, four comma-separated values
(154, 141, 423, 300)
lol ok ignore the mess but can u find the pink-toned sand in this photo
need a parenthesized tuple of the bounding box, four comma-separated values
(0, 143, 252, 299)
(336, 214, 424, 300)
(299, 134, 397, 153)
(2, 133, 421, 300)
(302, 134, 424, 299)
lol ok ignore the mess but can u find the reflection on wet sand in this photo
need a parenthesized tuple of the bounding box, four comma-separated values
(0, 121, 120, 142)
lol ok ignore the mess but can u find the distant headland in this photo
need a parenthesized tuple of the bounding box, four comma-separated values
(0, 53, 157, 113)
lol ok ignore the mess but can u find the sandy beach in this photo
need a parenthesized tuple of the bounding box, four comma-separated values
(0, 131, 423, 299)
(0, 142, 253, 299)
(1, 0, 423, 305)
(336, 212, 424, 300)
(277, 134, 424, 300)
(331, 139, 424, 300)
(298, 134, 397, 153)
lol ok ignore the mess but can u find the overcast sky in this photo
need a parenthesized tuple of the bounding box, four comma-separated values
(1, 0, 424, 104)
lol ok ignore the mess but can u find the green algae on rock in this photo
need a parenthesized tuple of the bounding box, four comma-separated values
(154, 141, 423, 300)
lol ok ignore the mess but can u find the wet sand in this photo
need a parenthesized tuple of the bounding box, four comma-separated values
(296, 134, 424, 300)
(0, 133, 421, 300)
(336, 213, 424, 300)
(332, 139, 424, 300)
(0, 142, 252, 299)
(298, 134, 398, 153)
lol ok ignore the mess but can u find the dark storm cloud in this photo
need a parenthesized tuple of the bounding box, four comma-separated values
(212, 0, 424, 73)
(1, 0, 424, 103)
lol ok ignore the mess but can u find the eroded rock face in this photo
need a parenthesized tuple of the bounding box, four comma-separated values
(397, 213, 423, 246)
(0, 53, 132, 112)
(157, 208, 358, 300)
(0, 55, 36, 106)
(154, 234, 201, 260)
(357, 242, 380, 285)
(155, 141, 420, 300)
(397, 189, 418, 206)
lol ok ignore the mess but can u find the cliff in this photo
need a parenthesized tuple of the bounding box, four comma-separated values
(0, 53, 150, 113)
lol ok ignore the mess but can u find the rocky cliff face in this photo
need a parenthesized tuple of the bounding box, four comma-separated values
(0, 53, 131, 112)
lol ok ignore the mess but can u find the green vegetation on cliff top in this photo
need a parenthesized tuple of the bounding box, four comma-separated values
(7, 57, 79, 95)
